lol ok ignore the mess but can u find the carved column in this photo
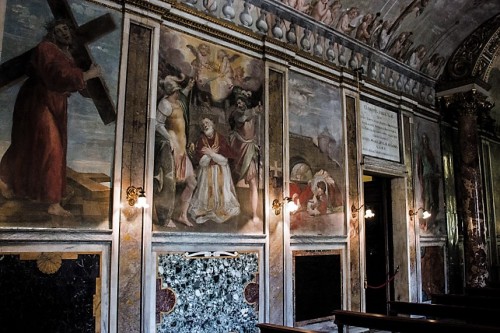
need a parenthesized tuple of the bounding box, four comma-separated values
(448, 90, 491, 287)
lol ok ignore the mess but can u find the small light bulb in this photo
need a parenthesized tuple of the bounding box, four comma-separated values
(364, 209, 375, 219)
(287, 200, 298, 213)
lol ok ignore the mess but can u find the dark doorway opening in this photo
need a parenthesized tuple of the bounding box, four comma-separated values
(364, 175, 394, 314)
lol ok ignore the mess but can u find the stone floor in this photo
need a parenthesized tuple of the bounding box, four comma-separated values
(300, 321, 390, 333)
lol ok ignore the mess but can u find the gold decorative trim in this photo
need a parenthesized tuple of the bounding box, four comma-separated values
(93, 277, 102, 333)
(124, 0, 170, 16)
(36, 252, 63, 275)
(162, 10, 263, 54)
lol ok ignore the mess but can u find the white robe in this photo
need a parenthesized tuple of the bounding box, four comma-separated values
(189, 146, 240, 224)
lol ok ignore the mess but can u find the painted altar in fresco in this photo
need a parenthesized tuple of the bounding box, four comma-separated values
(0, 0, 120, 229)
(153, 27, 265, 233)
(288, 71, 345, 236)
(413, 117, 445, 236)
(156, 251, 259, 333)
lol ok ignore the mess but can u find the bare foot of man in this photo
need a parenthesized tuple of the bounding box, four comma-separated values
(48, 203, 73, 217)
(177, 214, 194, 227)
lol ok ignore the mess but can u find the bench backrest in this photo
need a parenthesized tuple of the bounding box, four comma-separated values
(333, 310, 500, 333)
(256, 323, 324, 333)
(388, 301, 500, 326)
(431, 293, 500, 309)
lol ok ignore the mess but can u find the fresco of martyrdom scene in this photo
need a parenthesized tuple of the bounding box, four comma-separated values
(288, 71, 345, 235)
(153, 27, 265, 233)
(413, 117, 445, 236)
(0, 0, 120, 229)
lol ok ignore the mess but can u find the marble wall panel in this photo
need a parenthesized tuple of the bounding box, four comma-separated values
(420, 245, 446, 302)
(156, 251, 259, 333)
(0, 252, 101, 332)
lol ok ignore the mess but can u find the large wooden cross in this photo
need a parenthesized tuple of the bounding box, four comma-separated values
(0, 0, 117, 124)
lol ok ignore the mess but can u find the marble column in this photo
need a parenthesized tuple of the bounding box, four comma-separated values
(346, 95, 361, 310)
(452, 90, 491, 287)
(118, 23, 152, 332)
(268, 69, 285, 323)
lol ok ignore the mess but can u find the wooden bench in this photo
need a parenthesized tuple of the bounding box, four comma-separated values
(333, 310, 500, 333)
(388, 301, 500, 326)
(465, 286, 500, 298)
(256, 323, 323, 332)
(431, 293, 500, 309)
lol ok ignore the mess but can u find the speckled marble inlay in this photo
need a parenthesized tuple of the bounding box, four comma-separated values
(156, 252, 259, 333)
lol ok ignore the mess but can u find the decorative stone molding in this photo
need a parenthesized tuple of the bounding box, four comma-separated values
(441, 13, 500, 82)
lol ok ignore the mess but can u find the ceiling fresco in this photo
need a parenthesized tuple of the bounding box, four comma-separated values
(282, 0, 500, 78)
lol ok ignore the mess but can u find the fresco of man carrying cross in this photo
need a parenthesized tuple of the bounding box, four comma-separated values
(0, 0, 117, 219)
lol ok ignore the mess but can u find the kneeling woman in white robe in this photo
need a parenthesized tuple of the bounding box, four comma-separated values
(189, 118, 240, 224)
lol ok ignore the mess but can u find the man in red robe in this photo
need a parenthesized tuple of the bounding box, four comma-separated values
(0, 19, 101, 216)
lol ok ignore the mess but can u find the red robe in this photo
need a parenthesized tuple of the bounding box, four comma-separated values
(0, 40, 85, 203)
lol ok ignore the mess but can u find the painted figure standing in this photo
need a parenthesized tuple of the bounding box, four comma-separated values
(229, 89, 262, 222)
(0, 19, 101, 217)
(154, 75, 196, 227)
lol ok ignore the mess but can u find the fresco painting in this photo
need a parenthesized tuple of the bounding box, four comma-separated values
(0, 0, 120, 229)
(288, 71, 345, 236)
(413, 117, 445, 236)
(154, 28, 265, 233)
(288, 0, 500, 79)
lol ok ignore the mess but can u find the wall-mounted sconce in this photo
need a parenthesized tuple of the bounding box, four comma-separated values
(126, 186, 149, 208)
(272, 197, 298, 215)
(351, 204, 375, 219)
(409, 207, 431, 220)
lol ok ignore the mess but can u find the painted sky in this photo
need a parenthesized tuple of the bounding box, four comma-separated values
(288, 71, 342, 148)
